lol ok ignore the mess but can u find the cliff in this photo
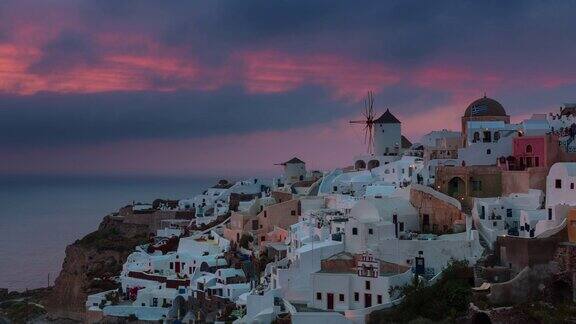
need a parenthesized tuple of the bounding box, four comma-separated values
(44, 215, 149, 320)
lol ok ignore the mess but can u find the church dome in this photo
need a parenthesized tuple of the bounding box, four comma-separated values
(464, 96, 507, 117)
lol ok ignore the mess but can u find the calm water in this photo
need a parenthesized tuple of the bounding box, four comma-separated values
(0, 175, 217, 291)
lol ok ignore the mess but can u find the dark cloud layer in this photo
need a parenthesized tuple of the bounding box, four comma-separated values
(65, 0, 576, 71)
(0, 86, 450, 148)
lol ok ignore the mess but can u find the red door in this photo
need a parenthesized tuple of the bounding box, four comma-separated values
(327, 293, 334, 310)
(364, 293, 372, 308)
(175, 262, 181, 273)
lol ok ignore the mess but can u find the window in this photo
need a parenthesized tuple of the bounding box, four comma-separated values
(365, 281, 371, 290)
(170, 262, 173, 269)
(352, 227, 358, 235)
(333, 186, 338, 192)
(548, 208, 553, 220)
(377, 295, 383, 304)
(261, 236, 266, 241)
(556, 179, 562, 189)
(494, 131, 500, 142)
(368, 228, 373, 235)
(399, 222, 405, 232)
(264, 211, 267, 218)
(252, 220, 259, 230)
(486, 149, 491, 155)
(316, 292, 322, 300)
(339, 294, 344, 302)
(507, 209, 512, 218)
(483, 131, 491, 142)
(354, 292, 359, 301)
(571, 183, 575, 190)
(535, 157, 539, 167)
(526, 145, 533, 153)
(473, 132, 480, 142)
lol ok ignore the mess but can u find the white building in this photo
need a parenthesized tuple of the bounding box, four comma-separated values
(458, 120, 518, 166)
(420, 129, 461, 148)
(267, 235, 344, 303)
(472, 190, 544, 245)
(344, 191, 483, 277)
(308, 252, 412, 311)
(371, 156, 424, 187)
(373, 109, 402, 156)
(344, 197, 419, 254)
(546, 163, 576, 214)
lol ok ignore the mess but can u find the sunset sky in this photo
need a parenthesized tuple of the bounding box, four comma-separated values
(2, 0, 576, 177)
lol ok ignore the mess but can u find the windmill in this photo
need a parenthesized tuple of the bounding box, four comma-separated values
(350, 91, 376, 154)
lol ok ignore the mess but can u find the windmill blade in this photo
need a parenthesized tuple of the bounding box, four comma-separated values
(368, 124, 375, 154)
(371, 92, 375, 117)
(367, 123, 374, 154)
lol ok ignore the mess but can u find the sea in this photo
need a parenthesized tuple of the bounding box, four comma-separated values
(0, 175, 219, 292)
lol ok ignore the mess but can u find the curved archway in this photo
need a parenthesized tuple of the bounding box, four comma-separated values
(200, 261, 210, 272)
(367, 160, 380, 170)
(355, 160, 367, 170)
(473, 132, 480, 142)
(448, 177, 466, 199)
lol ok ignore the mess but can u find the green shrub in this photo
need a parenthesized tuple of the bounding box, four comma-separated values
(370, 260, 472, 323)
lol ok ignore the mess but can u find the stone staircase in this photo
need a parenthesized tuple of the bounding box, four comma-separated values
(473, 234, 493, 286)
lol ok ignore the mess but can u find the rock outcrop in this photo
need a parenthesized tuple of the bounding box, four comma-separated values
(44, 215, 149, 320)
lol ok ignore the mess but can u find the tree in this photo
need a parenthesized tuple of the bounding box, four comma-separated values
(239, 234, 253, 249)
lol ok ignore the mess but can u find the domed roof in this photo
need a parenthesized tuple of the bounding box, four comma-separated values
(464, 96, 507, 117)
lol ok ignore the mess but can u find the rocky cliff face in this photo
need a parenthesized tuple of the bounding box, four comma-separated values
(44, 215, 149, 318)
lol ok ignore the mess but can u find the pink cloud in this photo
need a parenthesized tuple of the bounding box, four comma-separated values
(237, 50, 401, 100)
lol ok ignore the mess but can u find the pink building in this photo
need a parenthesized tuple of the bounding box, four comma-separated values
(224, 198, 301, 246)
(512, 133, 559, 169)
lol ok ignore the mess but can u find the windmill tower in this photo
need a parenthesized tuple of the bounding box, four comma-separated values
(350, 91, 402, 156)
(349, 91, 377, 154)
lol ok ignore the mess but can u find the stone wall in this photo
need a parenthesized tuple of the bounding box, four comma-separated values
(410, 186, 465, 233)
(501, 167, 548, 195)
(487, 264, 554, 305)
(435, 165, 502, 210)
(495, 227, 567, 273)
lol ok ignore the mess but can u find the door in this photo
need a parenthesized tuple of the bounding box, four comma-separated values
(327, 293, 334, 310)
(175, 262, 181, 273)
(364, 293, 372, 308)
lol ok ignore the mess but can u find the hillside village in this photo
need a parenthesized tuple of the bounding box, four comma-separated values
(76, 96, 576, 323)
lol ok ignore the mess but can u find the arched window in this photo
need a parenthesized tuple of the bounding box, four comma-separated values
(487, 149, 491, 155)
(494, 131, 500, 142)
(473, 132, 480, 143)
(526, 145, 533, 154)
